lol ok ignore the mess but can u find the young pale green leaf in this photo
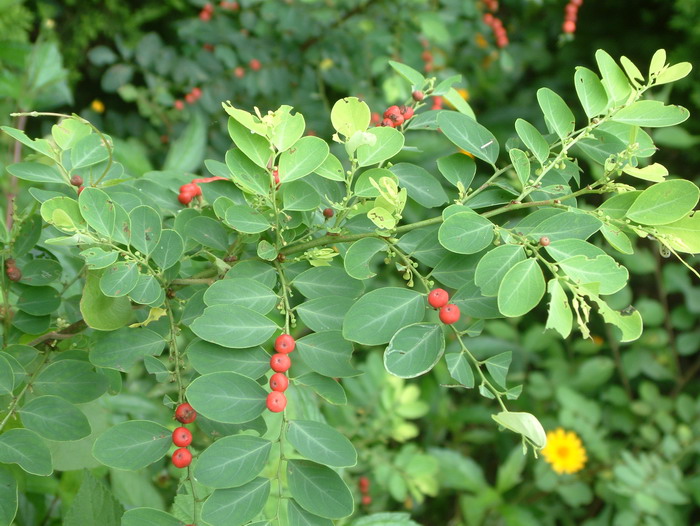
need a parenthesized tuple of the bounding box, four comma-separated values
(438, 211, 494, 254)
(92, 420, 170, 470)
(622, 163, 668, 182)
(296, 297, 354, 332)
(514, 119, 550, 165)
(626, 179, 699, 225)
(600, 224, 634, 255)
(331, 97, 371, 138)
(595, 299, 643, 342)
(0, 429, 53, 476)
(574, 67, 609, 119)
(271, 107, 306, 152)
(384, 323, 445, 379)
(559, 255, 629, 295)
(287, 460, 354, 519)
(497, 259, 545, 318)
(369, 206, 397, 230)
(536, 88, 575, 140)
(474, 244, 526, 297)
(0, 465, 18, 526)
(279, 136, 329, 182)
(20, 396, 91, 441)
(612, 100, 690, 127)
(203, 278, 277, 314)
(354, 168, 396, 198)
(491, 411, 547, 449)
(314, 153, 345, 181)
(444, 87, 476, 119)
(1, 126, 54, 157)
(388, 61, 425, 88)
(224, 204, 271, 234)
(128, 205, 161, 256)
(655, 213, 700, 254)
(99, 261, 139, 297)
(437, 153, 476, 189)
(194, 435, 271, 488)
(6, 162, 63, 184)
(71, 134, 109, 169)
(222, 103, 268, 135)
(342, 288, 425, 346)
(484, 352, 511, 388)
(545, 279, 572, 338)
(438, 112, 499, 165)
(293, 267, 365, 299)
(390, 163, 448, 208)
(655, 62, 693, 86)
(40, 197, 85, 233)
(649, 49, 667, 77)
(34, 359, 108, 403)
(445, 352, 475, 388)
(190, 304, 278, 348)
(508, 148, 530, 189)
(595, 49, 633, 105)
(288, 499, 333, 526)
(201, 478, 270, 526)
(296, 330, 358, 377)
(186, 340, 269, 378)
(619, 56, 645, 87)
(90, 327, 165, 371)
(151, 229, 184, 270)
(80, 269, 133, 330)
(228, 118, 273, 169)
(186, 372, 267, 423)
(356, 127, 405, 167)
(121, 508, 183, 526)
(343, 237, 387, 280)
(79, 187, 116, 238)
(287, 420, 357, 468)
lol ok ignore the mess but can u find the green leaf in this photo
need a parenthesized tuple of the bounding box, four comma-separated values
(63, 471, 123, 526)
(186, 340, 269, 379)
(293, 267, 364, 299)
(129, 205, 162, 256)
(0, 465, 18, 526)
(445, 352, 474, 388)
(287, 420, 357, 468)
(314, 153, 345, 181)
(655, 62, 693, 86)
(545, 279, 572, 338)
(92, 421, 170, 470)
(271, 107, 306, 152)
(474, 244, 526, 296)
(283, 180, 322, 211)
(203, 278, 277, 314)
(438, 211, 494, 254)
(595, 49, 632, 105)
(330, 97, 371, 138)
(6, 162, 62, 184)
(191, 304, 277, 348)
(622, 162, 669, 182)
(438, 112, 499, 165)
(15, 285, 59, 316)
(388, 61, 425, 88)
(164, 112, 206, 173)
(186, 372, 267, 423)
(34, 359, 108, 403)
(574, 67, 609, 119)
(121, 508, 183, 526)
(356, 127, 405, 167)
(201, 478, 270, 526)
(1, 126, 54, 157)
(287, 460, 353, 519)
(194, 435, 271, 488)
(437, 153, 476, 189)
(626, 179, 700, 225)
(0, 354, 13, 395)
(257, 240, 277, 261)
(279, 136, 329, 182)
(537, 88, 576, 140)
(528, 211, 602, 241)
(151, 229, 184, 270)
(0, 429, 53, 475)
(226, 148, 270, 196)
(19, 259, 62, 286)
(492, 411, 547, 449)
(296, 330, 358, 377)
(129, 274, 163, 305)
(296, 296, 354, 332)
(384, 323, 445, 378)
(484, 352, 511, 388)
(596, 300, 643, 342)
(288, 499, 333, 526)
(342, 288, 425, 346)
(40, 196, 85, 232)
(497, 259, 546, 317)
(81, 247, 119, 269)
(514, 119, 550, 165)
(509, 148, 530, 189)
(600, 224, 633, 255)
(343, 237, 387, 280)
(444, 87, 476, 119)
(79, 187, 116, 238)
(295, 374, 347, 405)
(228, 118, 272, 169)
(655, 213, 700, 254)
(544, 239, 606, 261)
(390, 163, 448, 208)
(559, 255, 629, 295)
(71, 134, 109, 169)
(99, 261, 139, 297)
(185, 216, 230, 251)
(90, 327, 165, 371)
(20, 396, 91, 441)
(80, 269, 133, 330)
(612, 100, 690, 127)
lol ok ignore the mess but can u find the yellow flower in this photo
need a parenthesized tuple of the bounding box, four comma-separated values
(91, 99, 105, 113)
(542, 428, 587, 474)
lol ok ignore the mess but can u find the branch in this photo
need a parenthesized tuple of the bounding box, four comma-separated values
(26, 319, 87, 347)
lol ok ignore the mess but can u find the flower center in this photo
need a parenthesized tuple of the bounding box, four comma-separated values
(556, 446, 569, 458)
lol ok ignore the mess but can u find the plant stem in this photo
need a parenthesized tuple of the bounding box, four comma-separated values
(0, 351, 50, 433)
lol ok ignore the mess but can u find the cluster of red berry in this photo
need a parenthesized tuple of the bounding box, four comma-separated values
(174, 87, 202, 111)
(69, 174, 85, 195)
(219, 0, 239, 10)
(428, 288, 461, 324)
(359, 476, 371, 506)
(178, 176, 227, 205)
(4, 258, 21, 282)
(171, 403, 196, 469)
(482, 13, 508, 48)
(199, 2, 214, 21)
(430, 95, 443, 111)
(380, 105, 414, 128)
(267, 334, 295, 412)
(562, 0, 583, 34)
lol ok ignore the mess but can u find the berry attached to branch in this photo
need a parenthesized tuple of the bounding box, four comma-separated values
(70, 175, 83, 187)
(428, 288, 450, 309)
(439, 304, 461, 324)
(266, 391, 287, 412)
(172, 447, 192, 468)
(270, 373, 289, 392)
(172, 427, 193, 447)
(175, 403, 197, 424)
(274, 334, 296, 354)
(270, 353, 291, 373)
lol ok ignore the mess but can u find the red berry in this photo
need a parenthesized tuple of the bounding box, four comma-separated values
(6, 266, 21, 282)
(562, 20, 576, 33)
(565, 3, 578, 15)
(172, 447, 192, 468)
(234, 66, 245, 78)
(496, 36, 509, 48)
(400, 106, 414, 120)
(421, 50, 432, 62)
(203, 2, 214, 11)
(249, 59, 261, 71)
(203, 43, 215, 52)
(191, 87, 202, 99)
(384, 105, 401, 119)
(390, 114, 404, 126)
(178, 193, 193, 205)
(371, 112, 381, 124)
(185, 92, 197, 104)
(273, 169, 280, 186)
(274, 334, 296, 353)
(539, 236, 551, 246)
(483, 13, 494, 25)
(428, 288, 449, 309)
(381, 118, 395, 127)
(361, 495, 372, 506)
(70, 175, 83, 187)
(439, 304, 460, 325)
(77, 186, 85, 195)
(267, 391, 287, 412)
(175, 403, 197, 424)
(174, 100, 185, 110)
(180, 183, 202, 197)
(270, 373, 289, 392)
(412, 90, 424, 101)
(431, 96, 443, 110)
(270, 353, 291, 373)
(199, 9, 212, 21)
(570, 0, 583, 5)
(323, 208, 334, 219)
(359, 476, 370, 492)
(172, 427, 193, 447)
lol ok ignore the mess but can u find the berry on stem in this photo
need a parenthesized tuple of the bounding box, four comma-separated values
(270, 373, 289, 392)
(274, 334, 296, 354)
(234, 66, 245, 78)
(412, 90, 424, 101)
(267, 391, 287, 412)
(172, 447, 192, 468)
(439, 304, 461, 325)
(175, 403, 197, 424)
(539, 236, 551, 246)
(323, 208, 334, 219)
(172, 427, 193, 447)
(361, 495, 372, 506)
(249, 59, 261, 71)
(428, 288, 449, 309)
(270, 353, 291, 373)
(174, 100, 185, 111)
(359, 476, 370, 493)
(70, 175, 83, 187)
(6, 266, 21, 282)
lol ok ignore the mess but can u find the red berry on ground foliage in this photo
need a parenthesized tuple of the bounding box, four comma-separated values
(270, 373, 289, 392)
(483, 13, 494, 25)
(234, 66, 245, 78)
(174, 100, 185, 111)
(361, 495, 372, 506)
(175, 403, 197, 424)
(270, 353, 291, 373)
(359, 476, 370, 493)
(172, 447, 192, 468)
(428, 288, 449, 309)
(274, 334, 296, 354)
(539, 236, 551, 246)
(562, 20, 576, 33)
(267, 391, 287, 412)
(70, 175, 83, 187)
(185, 92, 197, 104)
(199, 9, 211, 22)
(439, 304, 461, 325)
(172, 427, 193, 447)
(249, 59, 261, 71)
(571, 0, 583, 5)
(421, 50, 433, 62)
(323, 208, 334, 219)
(191, 87, 202, 99)
(412, 90, 424, 101)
